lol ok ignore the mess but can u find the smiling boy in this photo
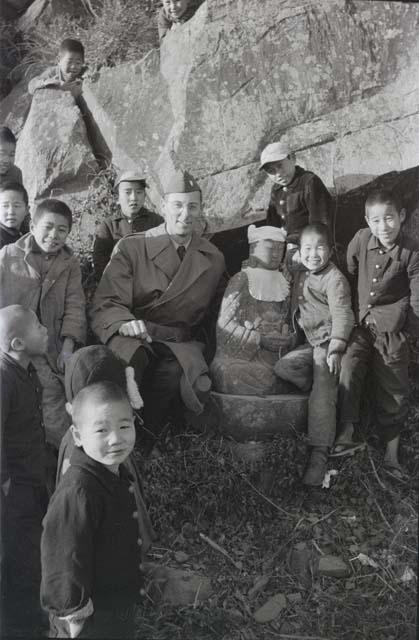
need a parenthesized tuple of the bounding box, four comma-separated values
(335, 190, 419, 481)
(275, 223, 354, 485)
(0, 199, 86, 471)
(93, 171, 162, 279)
(157, 0, 197, 41)
(41, 382, 144, 638)
(28, 39, 86, 99)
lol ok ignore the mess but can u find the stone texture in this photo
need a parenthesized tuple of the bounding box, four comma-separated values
(16, 89, 97, 204)
(17, 0, 90, 33)
(254, 593, 286, 623)
(0, 65, 47, 136)
(211, 391, 307, 441)
(318, 555, 351, 578)
(82, 0, 419, 242)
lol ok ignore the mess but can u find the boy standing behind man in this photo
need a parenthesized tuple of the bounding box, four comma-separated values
(93, 171, 163, 279)
(335, 190, 419, 481)
(28, 38, 86, 99)
(0, 305, 49, 637)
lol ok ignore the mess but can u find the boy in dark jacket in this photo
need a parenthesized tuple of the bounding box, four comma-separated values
(41, 381, 144, 638)
(92, 171, 163, 279)
(275, 224, 354, 486)
(0, 182, 29, 249)
(0, 305, 49, 637)
(335, 190, 419, 481)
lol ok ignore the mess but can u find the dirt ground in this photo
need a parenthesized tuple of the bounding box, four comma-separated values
(134, 381, 418, 640)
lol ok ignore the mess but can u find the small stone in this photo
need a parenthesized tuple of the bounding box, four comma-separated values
(287, 592, 302, 604)
(162, 568, 213, 605)
(318, 555, 350, 578)
(254, 593, 287, 623)
(174, 551, 189, 564)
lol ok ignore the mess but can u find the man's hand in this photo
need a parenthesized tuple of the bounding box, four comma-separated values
(119, 320, 152, 342)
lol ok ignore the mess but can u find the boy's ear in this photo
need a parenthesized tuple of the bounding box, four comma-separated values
(65, 401, 73, 416)
(70, 424, 83, 448)
(10, 336, 25, 352)
(399, 208, 406, 224)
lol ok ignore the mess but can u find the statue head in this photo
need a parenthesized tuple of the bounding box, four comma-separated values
(248, 225, 287, 270)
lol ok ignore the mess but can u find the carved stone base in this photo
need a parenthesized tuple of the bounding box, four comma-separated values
(211, 391, 308, 442)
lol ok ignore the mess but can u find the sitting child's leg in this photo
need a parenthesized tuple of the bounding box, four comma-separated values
(32, 355, 71, 450)
(337, 326, 373, 449)
(373, 332, 409, 476)
(303, 343, 337, 486)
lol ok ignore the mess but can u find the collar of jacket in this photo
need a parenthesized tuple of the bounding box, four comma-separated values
(271, 165, 306, 193)
(112, 207, 152, 222)
(14, 232, 73, 260)
(0, 350, 36, 379)
(0, 222, 20, 238)
(69, 445, 134, 493)
(366, 232, 401, 254)
(144, 223, 219, 260)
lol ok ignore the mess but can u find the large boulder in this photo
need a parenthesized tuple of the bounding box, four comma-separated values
(17, 0, 90, 33)
(16, 89, 98, 204)
(0, 64, 48, 136)
(83, 0, 419, 241)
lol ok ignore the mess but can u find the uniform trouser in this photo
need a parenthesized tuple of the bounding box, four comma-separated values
(130, 342, 183, 452)
(338, 325, 409, 443)
(275, 343, 337, 448)
(1, 483, 48, 637)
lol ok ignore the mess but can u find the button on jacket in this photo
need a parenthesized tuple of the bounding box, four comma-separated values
(266, 166, 332, 243)
(290, 262, 354, 347)
(347, 228, 419, 335)
(41, 447, 143, 617)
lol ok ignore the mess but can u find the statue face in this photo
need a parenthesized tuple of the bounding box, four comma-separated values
(250, 239, 284, 269)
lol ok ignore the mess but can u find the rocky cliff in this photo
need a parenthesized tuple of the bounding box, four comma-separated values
(2, 0, 419, 250)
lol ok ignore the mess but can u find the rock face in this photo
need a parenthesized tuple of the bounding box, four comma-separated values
(82, 0, 419, 241)
(17, 0, 90, 33)
(16, 89, 97, 204)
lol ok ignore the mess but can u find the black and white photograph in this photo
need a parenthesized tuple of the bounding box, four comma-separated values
(0, 0, 418, 638)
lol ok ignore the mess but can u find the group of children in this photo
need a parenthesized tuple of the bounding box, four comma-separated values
(1, 29, 418, 640)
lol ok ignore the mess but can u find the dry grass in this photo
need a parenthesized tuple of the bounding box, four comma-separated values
(135, 385, 419, 639)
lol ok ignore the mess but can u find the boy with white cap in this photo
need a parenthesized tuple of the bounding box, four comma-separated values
(93, 171, 163, 279)
(260, 141, 332, 247)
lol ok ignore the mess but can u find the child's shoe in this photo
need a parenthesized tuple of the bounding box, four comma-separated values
(302, 446, 328, 486)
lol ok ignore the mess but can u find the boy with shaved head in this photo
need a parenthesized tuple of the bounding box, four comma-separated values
(0, 305, 49, 636)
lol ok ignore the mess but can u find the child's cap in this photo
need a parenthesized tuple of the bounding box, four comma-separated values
(259, 141, 292, 170)
(248, 224, 287, 244)
(115, 170, 147, 190)
(163, 169, 201, 195)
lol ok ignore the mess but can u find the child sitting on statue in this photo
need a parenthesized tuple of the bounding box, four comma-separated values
(275, 223, 354, 486)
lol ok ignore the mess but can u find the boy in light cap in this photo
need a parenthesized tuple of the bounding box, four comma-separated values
(260, 140, 332, 248)
(0, 305, 49, 636)
(93, 171, 163, 279)
(91, 168, 226, 454)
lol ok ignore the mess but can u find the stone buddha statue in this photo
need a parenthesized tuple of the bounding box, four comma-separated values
(211, 225, 296, 395)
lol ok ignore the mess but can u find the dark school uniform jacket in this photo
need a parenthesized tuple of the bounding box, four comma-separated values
(0, 352, 46, 486)
(92, 208, 163, 279)
(347, 228, 419, 336)
(41, 447, 143, 617)
(266, 165, 332, 244)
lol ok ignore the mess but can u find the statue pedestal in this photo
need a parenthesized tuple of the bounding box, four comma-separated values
(211, 391, 308, 442)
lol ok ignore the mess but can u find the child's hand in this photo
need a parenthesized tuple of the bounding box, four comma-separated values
(57, 338, 75, 373)
(327, 352, 342, 376)
(61, 80, 83, 98)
